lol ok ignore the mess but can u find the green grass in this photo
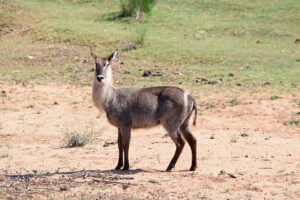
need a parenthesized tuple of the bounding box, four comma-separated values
(229, 97, 239, 106)
(230, 136, 237, 143)
(284, 119, 300, 126)
(270, 95, 282, 100)
(0, 0, 299, 93)
(64, 131, 93, 147)
(120, 0, 156, 17)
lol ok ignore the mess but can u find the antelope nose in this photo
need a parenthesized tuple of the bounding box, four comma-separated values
(97, 75, 104, 82)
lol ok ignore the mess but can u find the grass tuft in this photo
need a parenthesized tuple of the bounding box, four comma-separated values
(120, 0, 156, 18)
(64, 132, 93, 147)
(270, 96, 282, 100)
(229, 98, 239, 107)
(63, 119, 101, 147)
(135, 26, 146, 45)
(283, 119, 300, 126)
(230, 137, 237, 143)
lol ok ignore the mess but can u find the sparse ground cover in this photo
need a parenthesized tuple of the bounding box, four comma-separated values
(0, 83, 299, 199)
(0, 0, 300, 199)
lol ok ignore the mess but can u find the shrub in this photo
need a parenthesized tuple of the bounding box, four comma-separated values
(120, 0, 156, 18)
(63, 120, 101, 147)
(64, 131, 93, 147)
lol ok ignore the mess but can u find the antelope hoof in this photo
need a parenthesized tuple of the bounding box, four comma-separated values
(122, 164, 129, 170)
(115, 165, 122, 170)
(166, 165, 174, 172)
(189, 166, 197, 171)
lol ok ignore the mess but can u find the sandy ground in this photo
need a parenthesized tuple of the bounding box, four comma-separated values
(0, 82, 299, 200)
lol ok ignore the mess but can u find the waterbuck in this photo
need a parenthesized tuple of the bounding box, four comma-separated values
(90, 49, 198, 171)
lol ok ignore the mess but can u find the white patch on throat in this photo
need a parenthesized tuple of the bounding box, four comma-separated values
(106, 67, 112, 85)
(92, 67, 113, 112)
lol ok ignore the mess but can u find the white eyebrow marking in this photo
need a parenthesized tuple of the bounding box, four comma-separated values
(104, 61, 110, 69)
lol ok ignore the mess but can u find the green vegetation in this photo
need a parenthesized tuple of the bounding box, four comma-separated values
(229, 97, 239, 106)
(270, 95, 282, 100)
(64, 131, 93, 147)
(120, 0, 156, 18)
(230, 136, 237, 143)
(1, 153, 9, 158)
(283, 119, 300, 126)
(0, 0, 299, 93)
(63, 120, 101, 147)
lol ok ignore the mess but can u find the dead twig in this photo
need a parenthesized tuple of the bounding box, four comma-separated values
(92, 178, 138, 186)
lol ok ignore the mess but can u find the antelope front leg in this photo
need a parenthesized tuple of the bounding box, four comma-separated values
(115, 128, 123, 170)
(120, 125, 131, 170)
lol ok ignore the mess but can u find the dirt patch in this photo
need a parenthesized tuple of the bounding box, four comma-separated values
(0, 82, 299, 199)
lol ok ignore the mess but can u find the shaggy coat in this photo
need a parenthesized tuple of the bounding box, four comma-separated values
(91, 49, 198, 171)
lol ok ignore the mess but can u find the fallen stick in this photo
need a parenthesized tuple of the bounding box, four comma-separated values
(92, 178, 138, 186)
(258, 167, 273, 169)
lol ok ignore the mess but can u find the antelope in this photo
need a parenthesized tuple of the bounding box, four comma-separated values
(90, 49, 198, 171)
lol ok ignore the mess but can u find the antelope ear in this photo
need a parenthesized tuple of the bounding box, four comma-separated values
(90, 48, 98, 60)
(108, 49, 118, 62)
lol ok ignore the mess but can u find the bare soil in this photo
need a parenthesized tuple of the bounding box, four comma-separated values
(0, 82, 299, 199)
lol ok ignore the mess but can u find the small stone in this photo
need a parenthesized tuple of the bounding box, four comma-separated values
(124, 71, 131, 74)
(245, 155, 248, 158)
(240, 133, 249, 137)
(209, 135, 215, 139)
(122, 184, 130, 189)
(60, 185, 68, 191)
(122, 42, 137, 51)
(218, 170, 226, 176)
(103, 141, 117, 147)
(142, 70, 152, 77)
(173, 72, 183, 76)
(207, 81, 218, 85)
(295, 37, 300, 43)
(256, 40, 263, 44)
(153, 71, 163, 76)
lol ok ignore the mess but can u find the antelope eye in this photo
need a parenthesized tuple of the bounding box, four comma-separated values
(104, 61, 110, 69)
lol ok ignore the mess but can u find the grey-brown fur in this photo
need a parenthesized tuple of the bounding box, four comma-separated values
(91, 49, 198, 171)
